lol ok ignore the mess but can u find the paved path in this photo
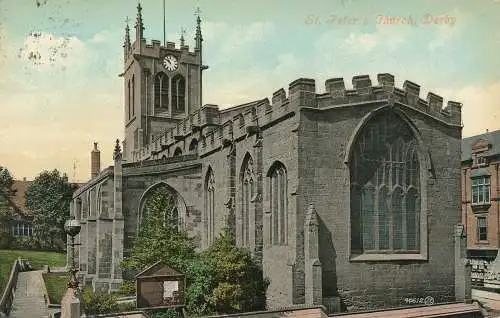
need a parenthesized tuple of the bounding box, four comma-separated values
(10, 270, 49, 318)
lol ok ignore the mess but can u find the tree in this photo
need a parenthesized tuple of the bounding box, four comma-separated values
(201, 232, 269, 314)
(121, 187, 196, 274)
(0, 166, 15, 248)
(25, 169, 76, 250)
(121, 187, 269, 316)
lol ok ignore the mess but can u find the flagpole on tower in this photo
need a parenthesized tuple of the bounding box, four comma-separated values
(163, 0, 166, 46)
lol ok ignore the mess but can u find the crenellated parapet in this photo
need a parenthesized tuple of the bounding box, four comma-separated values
(319, 73, 462, 126)
(132, 73, 463, 162)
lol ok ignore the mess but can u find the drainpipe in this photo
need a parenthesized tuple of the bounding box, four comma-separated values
(463, 169, 467, 234)
(145, 61, 152, 145)
(497, 164, 499, 249)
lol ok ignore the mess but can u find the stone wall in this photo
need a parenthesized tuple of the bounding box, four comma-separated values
(297, 93, 461, 311)
(74, 73, 463, 313)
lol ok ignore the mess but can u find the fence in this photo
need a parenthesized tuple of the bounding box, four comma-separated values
(0, 258, 21, 316)
(470, 258, 490, 287)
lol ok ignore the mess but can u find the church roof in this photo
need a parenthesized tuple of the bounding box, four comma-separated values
(462, 129, 500, 162)
(219, 99, 268, 123)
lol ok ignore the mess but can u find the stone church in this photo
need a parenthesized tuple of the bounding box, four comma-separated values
(70, 3, 467, 313)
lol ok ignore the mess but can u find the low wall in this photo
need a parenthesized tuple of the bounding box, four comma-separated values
(0, 258, 21, 315)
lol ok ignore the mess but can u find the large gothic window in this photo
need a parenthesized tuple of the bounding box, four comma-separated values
(205, 168, 215, 245)
(154, 72, 169, 109)
(139, 185, 182, 232)
(241, 154, 255, 247)
(171, 74, 185, 115)
(350, 110, 421, 254)
(269, 162, 287, 245)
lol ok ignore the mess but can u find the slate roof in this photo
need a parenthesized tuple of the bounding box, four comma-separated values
(462, 129, 500, 162)
(219, 99, 268, 123)
(10, 179, 32, 216)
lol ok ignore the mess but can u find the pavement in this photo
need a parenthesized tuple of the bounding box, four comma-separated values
(10, 270, 49, 318)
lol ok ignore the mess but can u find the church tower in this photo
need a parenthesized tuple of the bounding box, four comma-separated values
(121, 3, 207, 161)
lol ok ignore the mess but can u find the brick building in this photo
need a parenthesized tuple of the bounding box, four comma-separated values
(0, 178, 35, 238)
(71, 3, 467, 314)
(461, 129, 500, 262)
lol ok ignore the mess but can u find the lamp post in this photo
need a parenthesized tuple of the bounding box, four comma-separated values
(64, 219, 81, 290)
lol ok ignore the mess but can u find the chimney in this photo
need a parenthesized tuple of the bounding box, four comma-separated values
(91, 142, 101, 179)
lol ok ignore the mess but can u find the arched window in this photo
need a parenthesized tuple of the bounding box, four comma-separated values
(268, 162, 287, 245)
(139, 184, 182, 232)
(350, 110, 421, 254)
(189, 139, 198, 154)
(173, 147, 182, 157)
(205, 168, 215, 245)
(131, 75, 135, 116)
(240, 154, 254, 247)
(154, 72, 169, 109)
(171, 74, 185, 115)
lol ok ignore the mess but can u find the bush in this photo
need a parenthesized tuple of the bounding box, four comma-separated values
(83, 288, 119, 315)
(117, 281, 136, 297)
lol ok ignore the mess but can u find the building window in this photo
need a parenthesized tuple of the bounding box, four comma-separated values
(350, 110, 421, 254)
(12, 223, 34, 237)
(189, 139, 198, 154)
(154, 72, 169, 108)
(241, 154, 254, 247)
(171, 74, 185, 115)
(205, 168, 215, 245)
(173, 147, 182, 157)
(477, 217, 488, 241)
(269, 162, 287, 245)
(477, 156, 488, 167)
(472, 176, 491, 205)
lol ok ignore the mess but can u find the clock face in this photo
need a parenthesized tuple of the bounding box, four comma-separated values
(163, 55, 178, 71)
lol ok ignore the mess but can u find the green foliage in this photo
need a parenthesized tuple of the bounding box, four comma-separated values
(121, 187, 195, 274)
(201, 231, 269, 314)
(0, 249, 66, 298)
(0, 166, 13, 193)
(25, 169, 76, 250)
(117, 281, 136, 296)
(147, 308, 183, 318)
(42, 272, 68, 304)
(0, 167, 15, 249)
(184, 257, 216, 316)
(83, 288, 119, 315)
(122, 188, 268, 317)
(117, 301, 137, 312)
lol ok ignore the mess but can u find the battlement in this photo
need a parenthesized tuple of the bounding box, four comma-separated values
(318, 73, 462, 125)
(132, 73, 462, 162)
(129, 39, 200, 61)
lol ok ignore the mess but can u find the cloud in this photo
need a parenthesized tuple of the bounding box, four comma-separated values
(437, 82, 500, 137)
(0, 28, 123, 181)
(205, 52, 302, 107)
(17, 31, 88, 70)
(204, 21, 275, 64)
(426, 8, 466, 51)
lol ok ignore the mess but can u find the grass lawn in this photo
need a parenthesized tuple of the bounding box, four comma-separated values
(42, 272, 68, 304)
(0, 249, 66, 297)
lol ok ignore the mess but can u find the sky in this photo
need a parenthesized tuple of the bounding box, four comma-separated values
(0, 0, 499, 182)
